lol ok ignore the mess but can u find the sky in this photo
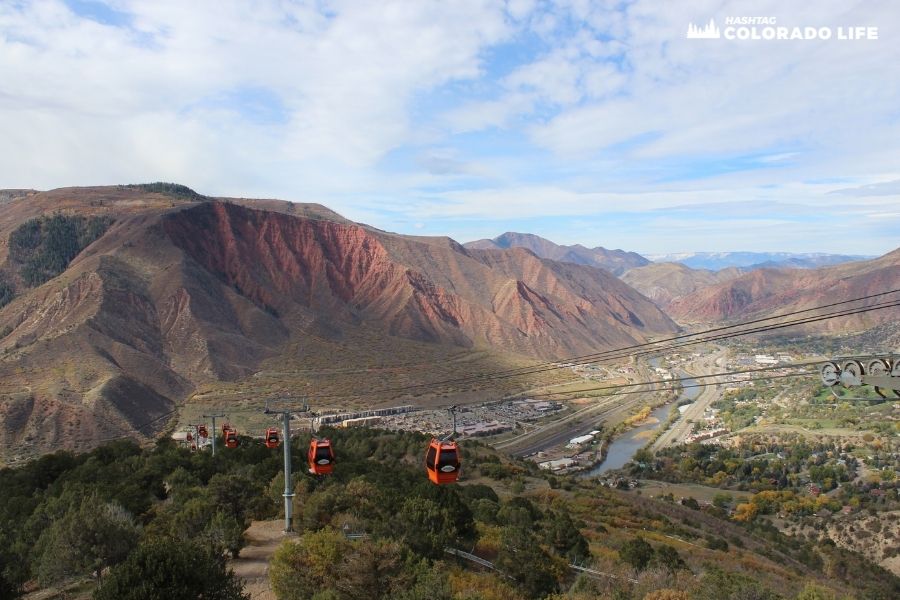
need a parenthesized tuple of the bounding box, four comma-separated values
(1, 0, 899, 255)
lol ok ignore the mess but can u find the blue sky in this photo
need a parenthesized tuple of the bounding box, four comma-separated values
(1, 0, 899, 255)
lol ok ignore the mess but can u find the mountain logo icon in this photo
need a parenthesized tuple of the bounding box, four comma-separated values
(687, 18, 721, 39)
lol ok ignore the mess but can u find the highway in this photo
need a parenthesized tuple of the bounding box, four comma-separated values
(493, 393, 622, 456)
(651, 349, 727, 451)
(493, 363, 663, 457)
(489, 348, 726, 458)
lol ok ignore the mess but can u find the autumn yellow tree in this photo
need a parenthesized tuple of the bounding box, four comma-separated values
(733, 502, 758, 522)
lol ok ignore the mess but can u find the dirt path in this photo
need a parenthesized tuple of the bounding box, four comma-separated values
(230, 520, 293, 600)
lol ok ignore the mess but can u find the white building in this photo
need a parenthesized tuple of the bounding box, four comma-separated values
(539, 458, 577, 471)
(568, 434, 595, 446)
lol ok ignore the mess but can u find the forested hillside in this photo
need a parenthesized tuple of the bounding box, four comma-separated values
(1, 428, 898, 599)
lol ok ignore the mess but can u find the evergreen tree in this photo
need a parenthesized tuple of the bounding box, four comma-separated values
(94, 537, 248, 600)
(619, 537, 654, 571)
(495, 526, 560, 598)
(35, 494, 138, 585)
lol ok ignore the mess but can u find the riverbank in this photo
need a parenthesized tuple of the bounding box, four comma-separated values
(582, 367, 703, 477)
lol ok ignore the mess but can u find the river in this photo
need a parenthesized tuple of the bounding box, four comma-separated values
(585, 364, 701, 476)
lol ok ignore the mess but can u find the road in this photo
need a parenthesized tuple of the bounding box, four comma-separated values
(490, 349, 727, 458)
(651, 349, 727, 451)
(492, 393, 624, 456)
(494, 362, 663, 457)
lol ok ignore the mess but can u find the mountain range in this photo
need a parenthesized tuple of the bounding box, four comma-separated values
(464, 232, 650, 275)
(645, 251, 872, 271)
(0, 185, 896, 460)
(0, 186, 676, 459)
(665, 250, 900, 329)
(466, 234, 869, 275)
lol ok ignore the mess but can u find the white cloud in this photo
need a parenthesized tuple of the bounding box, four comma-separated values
(830, 179, 900, 197)
(0, 0, 513, 186)
(523, 0, 900, 169)
(0, 0, 898, 255)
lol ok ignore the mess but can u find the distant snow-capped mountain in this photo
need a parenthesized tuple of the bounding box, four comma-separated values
(644, 252, 871, 271)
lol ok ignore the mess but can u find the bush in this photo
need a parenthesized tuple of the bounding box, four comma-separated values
(0, 549, 19, 599)
(652, 544, 687, 573)
(544, 510, 590, 562)
(705, 536, 729, 552)
(680, 497, 700, 510)
(693, 566, 779, 600)
(620, 537, 654, 571)
(35, 494, 138, 585)
(94, 537, 247, 600)
(270, 529, 415, 600)
(494, 526, 560, 598)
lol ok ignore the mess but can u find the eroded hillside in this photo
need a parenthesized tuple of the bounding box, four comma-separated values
(0, 186, 679, 460)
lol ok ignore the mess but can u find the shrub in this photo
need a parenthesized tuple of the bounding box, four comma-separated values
(94, 537, 247, 600)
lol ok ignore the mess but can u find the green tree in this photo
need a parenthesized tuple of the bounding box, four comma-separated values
(544, 511, 590, 562)
(165, 467, 202, 503)
(94, 538, 248, 600)
(713, 493, 733, 509)
(9, 214, 113, 286)
(680, 496, 700, 510)
(396, 497, 457, 559)
(495, 526, 560, 598)
(633, 448, 654, 466)
(332, 537, 409, 599)
(619, 537, 654, 571)
(392, 564, 452, 600)
(0, 275, 14, 308)
(470, 498, 499, 524)
(0, 547, 19, 599)
(159, 495, 217, 539)
(203, 511, 246, 558)
(693, 566, 779, 600)
(207, 472, 261, 522)
(271, 529, 417, 600)
(35, 495, 138, 585)
(271, 529, 351, 600)
(651, 544, 687, 573)
(705, 536, 729, 552)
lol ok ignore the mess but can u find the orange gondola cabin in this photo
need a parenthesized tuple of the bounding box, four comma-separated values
(425, 439, 460, 485)
(223, 424, 239, 449)
(265, 427, 280, 449)
(308, 438, 335, 475)
(198, 425, 208, 439)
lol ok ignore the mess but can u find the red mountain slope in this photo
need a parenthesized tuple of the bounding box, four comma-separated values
(666, 249, 900, 330)
(0, 186, 678, 459)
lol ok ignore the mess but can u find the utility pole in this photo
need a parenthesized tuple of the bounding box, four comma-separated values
(202, 413, 225, 457)
(444, 405, 458, 441)
(282, 411, 293, 533)
(265, 403, 296, 533)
